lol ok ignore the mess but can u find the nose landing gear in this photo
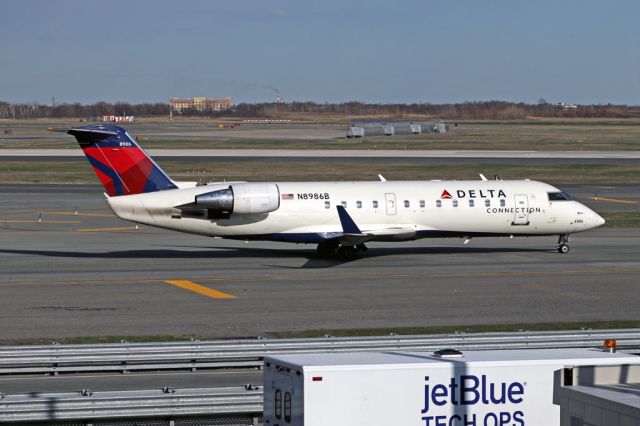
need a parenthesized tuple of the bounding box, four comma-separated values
(557, 234, 570, 254)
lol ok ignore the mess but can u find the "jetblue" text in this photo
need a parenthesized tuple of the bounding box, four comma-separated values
(420, 375, 525, 426)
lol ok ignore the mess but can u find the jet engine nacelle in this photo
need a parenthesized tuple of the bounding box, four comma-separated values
(195, 183, 280, 214)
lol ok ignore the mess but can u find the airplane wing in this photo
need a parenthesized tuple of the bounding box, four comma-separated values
(337, 233, 375, 246)
(334, 205, 374, 244)
(367, 227, 416, 241)
(333, 206, 416, 244)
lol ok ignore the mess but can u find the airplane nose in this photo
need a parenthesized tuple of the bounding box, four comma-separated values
(578, 203, 606, 230)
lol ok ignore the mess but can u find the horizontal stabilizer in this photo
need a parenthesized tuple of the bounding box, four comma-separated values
(172, 181, 198, 189)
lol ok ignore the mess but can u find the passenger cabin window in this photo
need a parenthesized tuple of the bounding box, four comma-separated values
(372, 200, 379, 208)
(452, 200, 458, 207)
(469, 199, 475, 207)
(485, 199, 490, 207)
(500, 199, 506, 207)
(548, 192, 574, 201)
(420, 200, 425, 208)
(275, 389, 282, 419)
(341, 201, 347, 208)
(436, 200, 442, 208)
(404, 200, 410, 208)
(284, 392, 292, 423)
(356, 200, 362, 208)
(324, 201, 330, 209)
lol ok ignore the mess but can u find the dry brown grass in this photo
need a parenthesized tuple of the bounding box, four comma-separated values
(2, 160, 639, 185)
(1, 119, 640, 150)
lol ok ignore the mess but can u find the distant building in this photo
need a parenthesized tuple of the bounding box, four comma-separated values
(169, 97, 232, 114)
(102, 115, 135, 123)
(557, 102, 578, 110)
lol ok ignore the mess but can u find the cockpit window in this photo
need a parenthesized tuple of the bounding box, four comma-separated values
(548, 192, 574, 201)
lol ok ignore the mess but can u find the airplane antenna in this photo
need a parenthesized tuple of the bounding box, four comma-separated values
(479, 174, 488, 181)
(378, 174, 387, 182)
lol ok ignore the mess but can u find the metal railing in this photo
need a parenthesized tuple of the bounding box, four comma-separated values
(1, 328, 639, 376)
(0, 386, 263, 423)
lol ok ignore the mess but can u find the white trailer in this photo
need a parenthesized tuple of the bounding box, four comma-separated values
(346, 126, 365, 138)
(263, 348, 640, 426)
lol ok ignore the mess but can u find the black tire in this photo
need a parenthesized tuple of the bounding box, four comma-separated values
(317, 242, 337, 258)
(558, 244, 570, 254)
(342, 246, 356, 260)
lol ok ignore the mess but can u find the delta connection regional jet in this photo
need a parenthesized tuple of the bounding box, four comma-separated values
(68, 124, 605, 259)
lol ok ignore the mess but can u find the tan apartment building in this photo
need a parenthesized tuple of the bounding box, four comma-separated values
(169, 97, 232, 113)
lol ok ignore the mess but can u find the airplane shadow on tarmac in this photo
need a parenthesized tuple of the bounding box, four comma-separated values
(0, 246, 553, 269)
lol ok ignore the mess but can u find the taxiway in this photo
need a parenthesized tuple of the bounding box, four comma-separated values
(0, 184, 638, 341)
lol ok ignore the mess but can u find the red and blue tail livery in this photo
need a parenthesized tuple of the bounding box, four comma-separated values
(68, 124, 177, 196)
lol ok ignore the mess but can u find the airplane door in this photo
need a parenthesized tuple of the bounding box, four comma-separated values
(512, 194, 529, 225)
(385, 193, 397, 215)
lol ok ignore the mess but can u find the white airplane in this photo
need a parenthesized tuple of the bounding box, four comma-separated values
(68, 124, 605, 259)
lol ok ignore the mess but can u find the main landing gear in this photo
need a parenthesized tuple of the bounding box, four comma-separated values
(557, 234, 570, 254)
(317, 241, 368, 260)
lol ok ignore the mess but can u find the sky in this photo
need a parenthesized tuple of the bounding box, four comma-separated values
(1, 0, 639, 105)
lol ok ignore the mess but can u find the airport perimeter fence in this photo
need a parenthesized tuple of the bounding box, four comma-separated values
(0, 386, 263, 425)
(1, 328, 639, 376)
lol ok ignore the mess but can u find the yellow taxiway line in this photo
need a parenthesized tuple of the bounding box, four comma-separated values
(164, 280, 237, 299)
(588, 196, 638, 204)
(0, 220, 82, 224)
(0, 267, 639, 287)
(41, 211, 115, 217)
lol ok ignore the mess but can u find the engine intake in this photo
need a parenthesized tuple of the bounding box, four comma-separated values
(195, 183, 280, 215)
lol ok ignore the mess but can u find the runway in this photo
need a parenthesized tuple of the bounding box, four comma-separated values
(2, 148, 640, 164)
(0, 184, 639, 341)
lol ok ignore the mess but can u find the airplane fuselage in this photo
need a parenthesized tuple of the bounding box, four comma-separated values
(106, 179, 604, 244)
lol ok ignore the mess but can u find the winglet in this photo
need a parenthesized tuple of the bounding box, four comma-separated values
(336, 205, 361, 234)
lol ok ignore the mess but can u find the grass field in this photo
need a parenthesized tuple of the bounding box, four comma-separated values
(268, 320, 640, 339)
(600, 212, 640, 228)
(1, 320, 638, 344)
(3, 160, 640, 185)
(1, 119, 640, 150)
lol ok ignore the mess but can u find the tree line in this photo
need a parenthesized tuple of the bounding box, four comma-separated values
(233, 101, 640, 119)
(0, 101, 168, 119)
(1, 100, 639, 120)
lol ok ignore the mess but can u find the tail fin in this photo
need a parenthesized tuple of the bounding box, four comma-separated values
(68, 124, 177, 196)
